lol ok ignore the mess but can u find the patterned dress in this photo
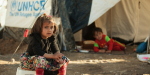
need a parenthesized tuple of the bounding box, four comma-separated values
(19, 33, 69, 71)
(20, 52, 69, 71)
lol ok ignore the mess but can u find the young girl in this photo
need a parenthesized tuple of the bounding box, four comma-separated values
(20, 14, 69, 75)
(93, 27, 126, 53)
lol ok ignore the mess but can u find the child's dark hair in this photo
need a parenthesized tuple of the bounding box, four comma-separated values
(31, 14, 57, 34)
(92, 27, 103, 36)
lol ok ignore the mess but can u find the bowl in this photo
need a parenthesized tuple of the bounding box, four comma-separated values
(79, 50, 89, 53)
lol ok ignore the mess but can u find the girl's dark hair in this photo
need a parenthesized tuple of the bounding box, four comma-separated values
(92, 27, 103, 36)
(31, 14, 57, 34)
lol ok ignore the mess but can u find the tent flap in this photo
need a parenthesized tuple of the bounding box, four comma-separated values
(65, 0, 120, 33)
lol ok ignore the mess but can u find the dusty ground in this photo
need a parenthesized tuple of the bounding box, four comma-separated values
(0, 39, 150, 75)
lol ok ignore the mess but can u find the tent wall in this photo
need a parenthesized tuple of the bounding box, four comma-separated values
(134, 0, 150, 42)
(88, 0, 120, 26)
(95, 9, 111, 35)
(95, 0, 150, 42)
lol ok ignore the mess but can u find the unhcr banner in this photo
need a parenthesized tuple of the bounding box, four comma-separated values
(5, 0, 51, 28)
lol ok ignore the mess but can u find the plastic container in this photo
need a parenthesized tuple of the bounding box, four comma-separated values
(76, 46, 82, 50)
(16, 67, 36, 75)
(75, 46, 82, 52)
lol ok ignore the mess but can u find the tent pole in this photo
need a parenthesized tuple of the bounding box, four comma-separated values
(110, 8, 112, 38)
(147, 36, 149, 54)
(147, 27, 150, 54)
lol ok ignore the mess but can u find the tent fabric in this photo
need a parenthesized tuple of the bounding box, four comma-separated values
(88, 0, 120, 26)
(5, 0, 51, 28)
(64, 0, 120, 33)
(95, 0, 150, 42)
(95, 0, 138, 41)
(110, 0, 138, 41)
(134, 0, 150, 42)
(51, 0, 60, 18)
(65, 0, 92, 33)
(0, 6, 7, 31)
(3, 0, 52, 41)
(57, 0, 76, 50)
(3, 0, 150, 45)
(95, 10, 110, 36)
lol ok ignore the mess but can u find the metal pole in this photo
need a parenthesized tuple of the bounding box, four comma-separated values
(147, 27, 150, 54)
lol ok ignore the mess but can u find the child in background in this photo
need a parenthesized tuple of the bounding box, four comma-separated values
(93, 27, 125, 53)
(19, 14, 69, 75)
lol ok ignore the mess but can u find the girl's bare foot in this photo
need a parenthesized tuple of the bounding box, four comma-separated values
(106, 50, 112, 53)
(99, 49, 105, 53)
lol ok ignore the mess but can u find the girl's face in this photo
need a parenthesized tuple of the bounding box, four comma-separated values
(94, 31, 103, 40)
(41, 21, 54, 39)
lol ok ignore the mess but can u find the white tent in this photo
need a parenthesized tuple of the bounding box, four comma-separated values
(3, 0, 150, 43)
(75, 0, 150, 43)
(95, 0, 150, 43)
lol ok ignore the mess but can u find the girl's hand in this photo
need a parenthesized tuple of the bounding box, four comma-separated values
(53, 53, 63, 60)
(43, 53, 63, 59)
(58, 59, 63, 64)
(55, 58, 59, 62)
(55, 58, 63, 64)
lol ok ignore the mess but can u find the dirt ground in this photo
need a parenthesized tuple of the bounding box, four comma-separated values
(0, 39, 150, 75)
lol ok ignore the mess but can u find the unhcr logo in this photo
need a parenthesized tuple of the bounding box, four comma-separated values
(10, 0, 45, 11)
(10, 0, 17, 11)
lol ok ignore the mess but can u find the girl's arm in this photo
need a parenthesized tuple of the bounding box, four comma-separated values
(50, 36, 64, 63)
(43, 53, 54, 59)
(43, 53, 63, 60)
(50, 36, 60, 54)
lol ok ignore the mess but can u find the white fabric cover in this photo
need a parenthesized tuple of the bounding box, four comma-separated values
(88, 0, 120, 25)
(5, 0, 51, 28)
(95, 0, 150, 42)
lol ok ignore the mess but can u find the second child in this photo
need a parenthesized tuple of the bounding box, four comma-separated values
(93, 27, 126, 53)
